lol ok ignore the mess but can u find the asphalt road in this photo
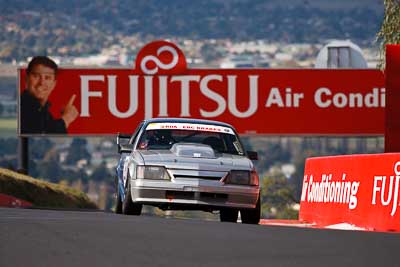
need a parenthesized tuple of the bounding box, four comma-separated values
(0, 207, 398, 267)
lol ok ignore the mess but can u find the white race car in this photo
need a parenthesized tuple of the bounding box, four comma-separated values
(115, 118, 260, 224)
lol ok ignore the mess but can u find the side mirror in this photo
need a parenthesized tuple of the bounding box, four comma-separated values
(247, 151, 258, 160)
(117, 133, 131, 154)
(119, 144, 134, 154)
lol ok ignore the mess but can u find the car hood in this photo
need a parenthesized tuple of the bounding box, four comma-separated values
(137, 143, 253, 171)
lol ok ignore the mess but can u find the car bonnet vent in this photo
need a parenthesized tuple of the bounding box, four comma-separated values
(170, 143, 216, 158)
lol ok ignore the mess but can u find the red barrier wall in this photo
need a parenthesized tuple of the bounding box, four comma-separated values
(299, 153, 400, 232)
(385, 45, 400, 152)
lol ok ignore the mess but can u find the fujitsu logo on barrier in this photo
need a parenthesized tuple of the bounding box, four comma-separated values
(372, 161, 400, 216)
(301, 174, 360, 210)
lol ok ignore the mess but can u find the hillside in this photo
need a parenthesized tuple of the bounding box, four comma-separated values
(0, 0, 383, 61)
(0, 168, 97, 209)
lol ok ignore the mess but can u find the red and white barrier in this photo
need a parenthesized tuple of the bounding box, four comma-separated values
(299, 153, 400, 232)
(0, 193, 32, 208)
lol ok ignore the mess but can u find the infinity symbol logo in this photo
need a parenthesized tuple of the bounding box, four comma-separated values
(140, 45, 179, 75)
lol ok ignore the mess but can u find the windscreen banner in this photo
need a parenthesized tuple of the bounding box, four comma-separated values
(18, 40, 384, 136)
(299, 153, 400, 232)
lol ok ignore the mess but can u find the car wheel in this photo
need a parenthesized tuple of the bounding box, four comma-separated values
(240, 197, 261, 224)
(115, 176, 122, 214)
(122, 176, 142, 216)
(220, 208, 238, 222)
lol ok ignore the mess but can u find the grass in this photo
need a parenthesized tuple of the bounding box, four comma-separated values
(0, 118, 17, 137)
(0, 167, 97, 209)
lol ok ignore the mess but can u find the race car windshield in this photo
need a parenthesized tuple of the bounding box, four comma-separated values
(137, 129, 244, 155)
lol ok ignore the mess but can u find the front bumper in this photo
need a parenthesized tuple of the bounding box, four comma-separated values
(130, 178, 259, 210)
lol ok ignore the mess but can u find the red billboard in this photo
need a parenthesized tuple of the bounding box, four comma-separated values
(18, 40, 385, 136)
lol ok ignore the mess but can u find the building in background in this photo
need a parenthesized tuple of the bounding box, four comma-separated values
(315, 40, 368, 69)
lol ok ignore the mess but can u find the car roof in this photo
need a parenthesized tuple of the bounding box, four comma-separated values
(142, 117, 234, 128)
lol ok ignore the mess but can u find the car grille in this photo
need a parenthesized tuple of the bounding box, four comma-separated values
(166, 190, 228, 201)
(172, 174, 222, 180)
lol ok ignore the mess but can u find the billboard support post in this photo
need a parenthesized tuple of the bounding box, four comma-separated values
(17, 137, 28, 174)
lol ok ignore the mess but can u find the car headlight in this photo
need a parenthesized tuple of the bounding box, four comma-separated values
(136, 166, 171, 180)
(225, 170, 259, 186)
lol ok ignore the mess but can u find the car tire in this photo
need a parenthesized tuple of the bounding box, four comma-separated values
(240, 197, 261, 224)
(122, 176, 142, 216)
(115, 176, 122, 214)
(220, 208, 238, 222)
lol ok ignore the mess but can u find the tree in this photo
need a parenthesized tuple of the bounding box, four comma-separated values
(38, 157, 63, 183)
(0, 138, 18, 155)
(29, 138, 54, 160)
(65, 138, 91, 165)
(61, 168, 89, 184)
(254, 142, 291, 174)
(200, 43, 225, 64)
(90, 161, 112, 184)
(377, 0, 400, 68)
(261, 174, 298, 219)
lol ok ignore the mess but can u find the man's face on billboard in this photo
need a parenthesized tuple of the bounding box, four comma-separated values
(26, 64, 57, 106)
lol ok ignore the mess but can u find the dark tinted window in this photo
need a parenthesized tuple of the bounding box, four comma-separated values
(137, 129, 244, 155)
